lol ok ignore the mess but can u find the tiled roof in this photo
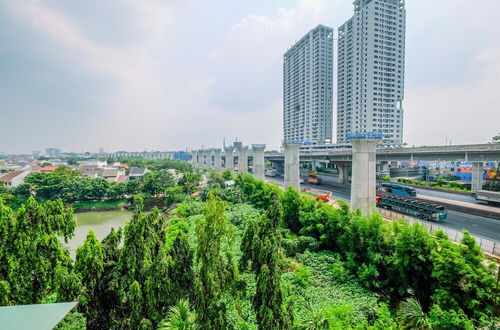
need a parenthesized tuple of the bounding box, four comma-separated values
(129, 167, 147, 176)
(0, 171, 24, 182)
(41, 166, 58, 172)
(102, 169, 119, 177)
(116, 175, 129, 183)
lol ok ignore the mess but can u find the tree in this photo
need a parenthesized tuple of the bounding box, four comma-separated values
(430, 231, 496, 322)
(221, 169, 233, 181)
(140, 171, 176, 196)
(397, 298, 430, 330)
(74, 230, 105, 328)
(491, 134, 500, 144)
(240, 190, 294, 329)
(24, 166, 81, 200)
(282, 186, 302, 234)
(158, 299, 198, 330)
(296, 300, 329, 330)
(194, 193, 241, 329)
(389, 222, 436, 309)
(0, 197, 75, 305)
(178, 172, 201, 194)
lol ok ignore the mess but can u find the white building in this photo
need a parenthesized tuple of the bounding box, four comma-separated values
(0, 171, 30, 187)
(337, 0, 406, 145)
(283, 24, 334, 144)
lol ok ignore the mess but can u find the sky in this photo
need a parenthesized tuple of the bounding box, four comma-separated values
(1, 0, 499, 154)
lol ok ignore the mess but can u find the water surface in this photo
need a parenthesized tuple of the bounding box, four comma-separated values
(65, 211, 131, 253)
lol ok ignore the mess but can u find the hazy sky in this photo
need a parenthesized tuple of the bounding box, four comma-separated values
(1, 0, 499, 154)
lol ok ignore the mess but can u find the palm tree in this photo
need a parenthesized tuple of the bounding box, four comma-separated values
(295, 300, 329, 330)
(158, 299, 198, 330)
(397, 298, 431, 330)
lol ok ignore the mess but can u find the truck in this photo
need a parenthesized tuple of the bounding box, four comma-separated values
(475, 190, 500, 205)
(265, 167, 277, 177)
(306, 171, 322, 185)
(305, 189, 332, 202)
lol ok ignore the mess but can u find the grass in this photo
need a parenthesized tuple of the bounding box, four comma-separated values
(71, 199, 128, 211)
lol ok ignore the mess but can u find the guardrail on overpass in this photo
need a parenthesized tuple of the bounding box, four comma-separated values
(380, 209, 500, 256)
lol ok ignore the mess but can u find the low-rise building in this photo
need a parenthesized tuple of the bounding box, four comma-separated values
(40, 166, 59, 172)
(129, 167, 149, 181)
(103, 168, 126, 182)
(0, 171, 31, 187)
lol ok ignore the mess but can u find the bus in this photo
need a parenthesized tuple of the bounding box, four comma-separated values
(381, 183, 416, 197)
(376, 193, 447, 221)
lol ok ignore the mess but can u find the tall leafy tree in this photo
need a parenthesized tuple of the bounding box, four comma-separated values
(430, 231, 497, 323)
(75, 230, 105, 328)
(240, 190, 294, 329)
(389, 221, 436, 309)
(140, 171, 176, 196)
(194, 193, 241, 329)
(281, 186, 302, 234)
(0, 197, 75, 305)
(158, 299, 199, 330)
(396, 298, 430, 330)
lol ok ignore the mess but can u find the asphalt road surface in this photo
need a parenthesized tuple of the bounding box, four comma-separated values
(267, 177, 500, 242)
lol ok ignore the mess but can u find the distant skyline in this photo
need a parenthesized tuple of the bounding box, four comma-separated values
(1, 0, 500, 154)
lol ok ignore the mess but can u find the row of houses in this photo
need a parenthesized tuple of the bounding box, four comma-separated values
(0, 163, 150, 188)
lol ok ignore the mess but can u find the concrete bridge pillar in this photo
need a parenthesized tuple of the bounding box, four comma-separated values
(196, 150, 203, 166)
(350, 139, 380, 216)
(252, 144, 266, 181)
(204, 150, 212, 168)
(337, 164, 349, 186)
(283, 141, 302, 191)
(213, 149, 222, 172)
(237, 146, 249, 174)
(191, 150, 197, 166)
(224, 147, 234, 171)
(472, 162, 484, 193)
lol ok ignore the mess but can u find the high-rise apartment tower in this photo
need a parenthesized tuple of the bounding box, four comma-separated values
(283, 24, 334, 144)
(337, 0, 406, 145)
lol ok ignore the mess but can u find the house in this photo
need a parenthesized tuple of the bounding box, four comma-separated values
(102, 168, 126, 182)
(116, 175, 129, 183)
(40, 166, 59, 172)
(0, 171, 31, 187)
(129, 167, 149, 181)
(79, 165, 104, 178)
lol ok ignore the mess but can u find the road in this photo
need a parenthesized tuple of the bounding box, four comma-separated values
(267, 177, 500, 242)
(415, 188, 478, 204)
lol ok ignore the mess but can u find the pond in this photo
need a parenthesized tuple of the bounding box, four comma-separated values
(64, 211, 131, 253)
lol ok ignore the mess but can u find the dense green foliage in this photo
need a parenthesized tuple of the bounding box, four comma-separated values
(240, 191, 294, 328)
(0, 197, 75, 305)
(234, 174, 498, 328)
(0, 169, 498, 329)
(397, 177, 471, 192)
(2, 163, 199, 211)
(116, 158, 193, 173)
(194, 193, 241, 329)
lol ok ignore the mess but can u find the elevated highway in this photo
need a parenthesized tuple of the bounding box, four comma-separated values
(263, 143, 500, 162)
